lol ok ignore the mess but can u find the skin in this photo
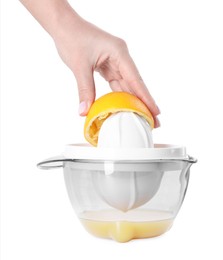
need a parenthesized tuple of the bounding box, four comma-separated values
(19, 0, 160, 127)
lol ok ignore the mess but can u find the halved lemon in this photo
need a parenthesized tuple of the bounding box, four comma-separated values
(84, 92, 154, 146)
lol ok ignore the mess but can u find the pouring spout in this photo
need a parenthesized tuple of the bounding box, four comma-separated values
(185, 156, 197, 164)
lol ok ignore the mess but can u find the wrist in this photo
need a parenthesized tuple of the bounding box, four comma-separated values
(20, 0, 82, 40)
(48, 2, 83, 41)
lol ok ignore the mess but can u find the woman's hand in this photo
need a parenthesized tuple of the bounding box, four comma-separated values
(20, 0, 160, 126)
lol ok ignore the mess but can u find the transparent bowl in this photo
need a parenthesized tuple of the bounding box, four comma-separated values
(38, 156, 196, 242)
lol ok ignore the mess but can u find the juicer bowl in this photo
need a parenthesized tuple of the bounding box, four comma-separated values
(37, 144, 197, 242)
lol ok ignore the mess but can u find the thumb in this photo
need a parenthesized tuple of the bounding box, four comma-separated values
(75, 67, 95, 116)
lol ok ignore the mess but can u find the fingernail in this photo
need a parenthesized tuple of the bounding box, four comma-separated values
(154, 117, 161, 128)
(78, 101, 87, 116)
(156, 105, 161, 115)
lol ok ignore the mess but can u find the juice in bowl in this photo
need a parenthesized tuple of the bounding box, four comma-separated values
(79, 209, 173, 243)
(38, 92, 197, 242)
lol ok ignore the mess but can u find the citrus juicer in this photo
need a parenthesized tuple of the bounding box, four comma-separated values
(37, 111, 197, 242)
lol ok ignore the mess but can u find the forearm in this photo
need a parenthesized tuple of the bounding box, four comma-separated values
(19, 0, 81, 39)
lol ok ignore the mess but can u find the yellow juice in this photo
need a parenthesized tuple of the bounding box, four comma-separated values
(79, 209, 173, 242)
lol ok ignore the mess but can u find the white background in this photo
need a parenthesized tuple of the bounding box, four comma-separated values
(1, 0, 223, 259)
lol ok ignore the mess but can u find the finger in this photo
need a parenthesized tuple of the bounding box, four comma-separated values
(119, 55, 160, 117)
(118, 78, 134, 94)
(110, 78, 134, 94)
(128, 78, 160, 117)
(109, 80, 123, 92)
(75, 66, 96, 116)
(154, 116, 161, 128)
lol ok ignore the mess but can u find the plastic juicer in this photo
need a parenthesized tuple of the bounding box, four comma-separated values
(38, 112, 197, 242)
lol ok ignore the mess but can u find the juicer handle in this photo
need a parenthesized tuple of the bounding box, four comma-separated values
(37, 156, 73, 170)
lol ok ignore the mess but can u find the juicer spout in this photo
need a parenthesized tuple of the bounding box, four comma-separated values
(185, 156, 197, 164)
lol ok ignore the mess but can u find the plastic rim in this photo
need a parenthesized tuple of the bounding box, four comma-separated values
(63, 143, 187, 161)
